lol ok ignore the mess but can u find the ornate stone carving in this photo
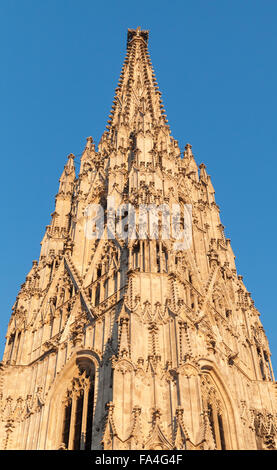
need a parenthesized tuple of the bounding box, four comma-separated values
(0, 27, 275, 451)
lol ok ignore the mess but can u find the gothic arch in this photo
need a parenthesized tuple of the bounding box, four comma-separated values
(44, 350, 100, 450)
(198, 360, 239, 450)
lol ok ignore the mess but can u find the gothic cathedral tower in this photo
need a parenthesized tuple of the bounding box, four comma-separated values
(0, 28, 276, 451)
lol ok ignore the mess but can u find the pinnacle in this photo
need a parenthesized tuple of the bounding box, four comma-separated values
(127, 27, 149, 46)
(64, 153, 75, 171)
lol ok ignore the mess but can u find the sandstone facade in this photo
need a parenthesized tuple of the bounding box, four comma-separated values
(0, 28, 276, 450)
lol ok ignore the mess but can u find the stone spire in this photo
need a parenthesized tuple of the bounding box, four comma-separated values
(58, 153, 76, 194)
(105, 27, 169, 138)
(39, 153, 75, 271)
(0, 27, 276, 451)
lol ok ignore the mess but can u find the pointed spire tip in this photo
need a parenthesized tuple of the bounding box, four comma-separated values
(127, 27, 149, 46)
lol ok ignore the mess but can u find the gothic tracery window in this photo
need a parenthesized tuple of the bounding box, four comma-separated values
(201, 375, 227, 450)
(61, 362, 95, 450)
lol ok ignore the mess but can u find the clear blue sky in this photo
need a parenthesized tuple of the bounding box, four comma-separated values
(0, 0, 276, 371)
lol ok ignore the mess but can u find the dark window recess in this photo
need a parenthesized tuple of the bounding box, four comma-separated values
(73, 391, 84, 450)
(95, 284, 100, 306)
(85, 381, 95, 450)
(208, 404, 216, 445)
(62, 401, 72, 449)
(218, 414, 226, 450)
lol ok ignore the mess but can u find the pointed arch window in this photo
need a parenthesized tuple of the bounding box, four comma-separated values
(104, 279, 109, 299)
(207, 402, 226, 450)
(133, 242, 140, 269)
(95, 283, 100, 306)
(61, 362, 95, 450)
(201, 375, 227, 450)
(113, 271, 118, 292)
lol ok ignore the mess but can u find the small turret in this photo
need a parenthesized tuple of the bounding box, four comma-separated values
(199, 163, 208, 182)
(58, 153, 76, 195)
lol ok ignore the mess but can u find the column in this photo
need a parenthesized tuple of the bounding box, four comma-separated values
(68, 392, 77, 450)
(80, 382, 89, 450)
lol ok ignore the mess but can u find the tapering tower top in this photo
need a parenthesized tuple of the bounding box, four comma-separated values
(105, 27, 169, 136)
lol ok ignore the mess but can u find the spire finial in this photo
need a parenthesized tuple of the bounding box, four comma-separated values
(127, 27, 149, 45)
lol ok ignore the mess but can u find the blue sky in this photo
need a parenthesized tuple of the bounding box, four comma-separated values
(0, 0, 276, 371)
